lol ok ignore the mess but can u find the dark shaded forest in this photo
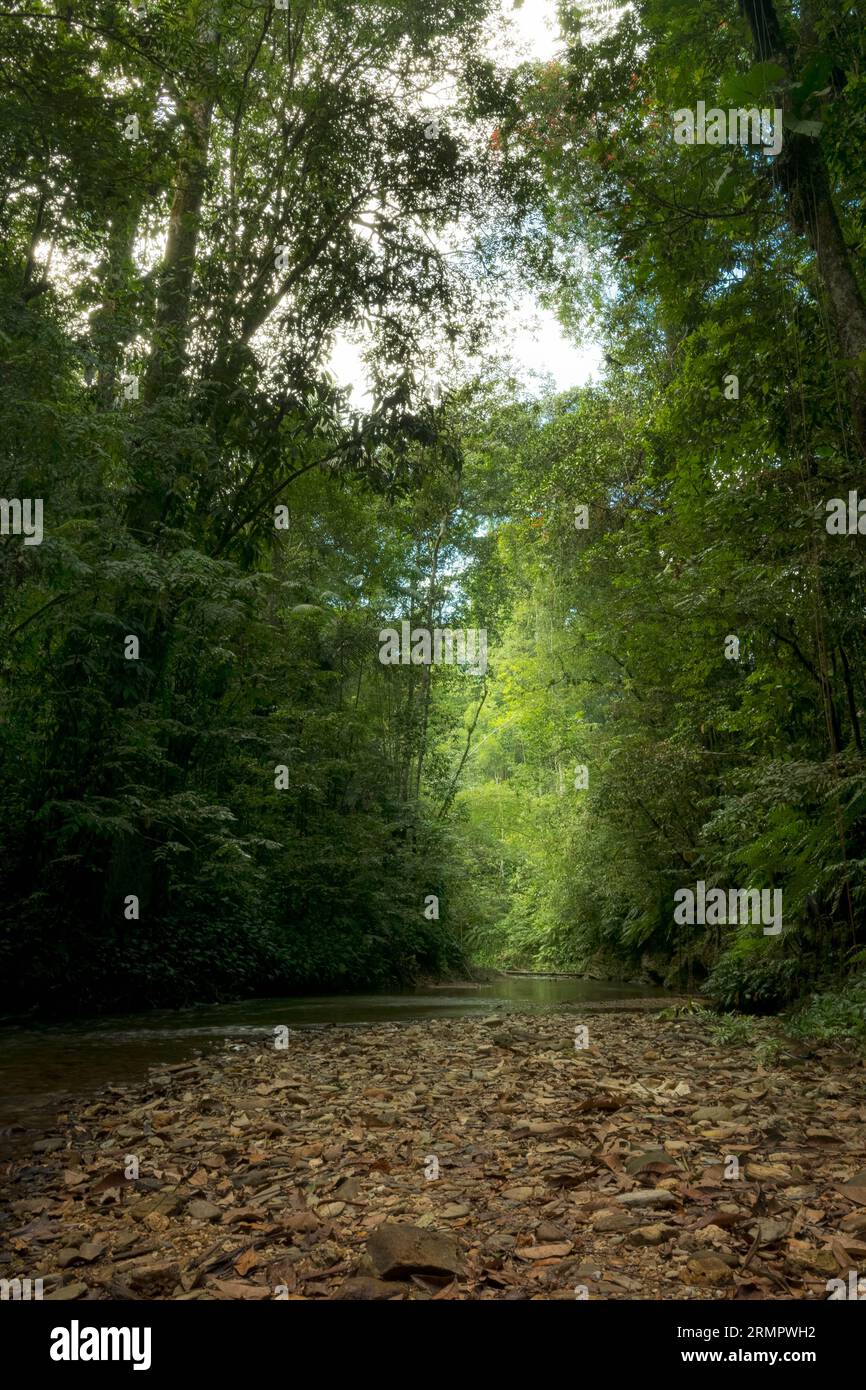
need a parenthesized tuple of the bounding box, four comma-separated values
(2, 0, 866, 1038)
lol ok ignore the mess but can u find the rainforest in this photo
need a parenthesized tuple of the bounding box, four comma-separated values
(2, 0, 866, 1319)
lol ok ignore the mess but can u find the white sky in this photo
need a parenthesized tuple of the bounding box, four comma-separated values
(329, 0, 604, 404)
(496, 0, 561, 61)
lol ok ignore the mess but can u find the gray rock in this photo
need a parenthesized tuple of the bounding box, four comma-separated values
(614, 1189, 677, 1208)
(127, 1260, 181, 1296)
(187, 1200, 223, 1221)
(130, 1190, 184, 1222)
(627, 1223, 675, 1247)
(537, 1222, 567, 1241)
(592, 1210, 634, 1232)
(333, 1277, 406, 1300)
(366, 1223, 465, 1280)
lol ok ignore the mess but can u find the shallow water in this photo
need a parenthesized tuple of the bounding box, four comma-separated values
(0, 976, 670, 1132)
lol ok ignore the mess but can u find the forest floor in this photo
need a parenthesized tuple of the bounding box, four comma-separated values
(4, 1010, 866, 1301)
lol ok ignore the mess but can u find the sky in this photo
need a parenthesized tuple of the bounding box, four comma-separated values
(329, 0, 605, 404)
(499, 0, 561, 60)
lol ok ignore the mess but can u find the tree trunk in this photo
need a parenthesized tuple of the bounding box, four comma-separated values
(90, 195, 143, 408)
(838, 644, 864, 755)
(143, 95, 213, 405)
(739, 0, 866, 455)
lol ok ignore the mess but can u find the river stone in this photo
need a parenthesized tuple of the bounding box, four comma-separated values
(684, 1252, 735, 1285)
(333, 1277, 407, 1300)
(537, 1222, 567, 1241)
(491, 1031, 534, 1048)
(366, 1223, 465, 1280)
(187, 1200, 222, 1221)
(208, 1280, 272, 1300)
(359, 1109, 399, 1128)
(484, 1234, 516, 1251)
(130, 1190, 184, 1222)
(614, 1189, 677, 1208)
(627, 1223, 674, 1247)
(592, 1210, 634, 1232)
(127, 1260, 181, 1296)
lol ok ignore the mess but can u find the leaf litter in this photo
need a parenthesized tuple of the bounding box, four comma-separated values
(2, 1012, 864, 1300)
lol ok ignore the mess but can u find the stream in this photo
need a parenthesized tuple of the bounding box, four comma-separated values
(0, 976, 671, 1137)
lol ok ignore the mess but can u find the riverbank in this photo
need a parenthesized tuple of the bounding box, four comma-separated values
(3, 1010, 865, 1301)
(0, 977, 671, 1133)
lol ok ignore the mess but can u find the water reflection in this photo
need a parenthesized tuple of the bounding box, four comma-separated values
(0, 976, 670, 1132)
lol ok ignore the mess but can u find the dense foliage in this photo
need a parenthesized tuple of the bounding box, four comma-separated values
(0, 0, 503, 1011)
(453, 0, 866, 1013)
(2, 0, 865, 1020)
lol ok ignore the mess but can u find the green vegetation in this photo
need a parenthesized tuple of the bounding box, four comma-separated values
(448, 0, 866, 1024)
(0, 0, 498, 1012)
(785, 971, 866, 1043)
(2, 1, 865, 1025)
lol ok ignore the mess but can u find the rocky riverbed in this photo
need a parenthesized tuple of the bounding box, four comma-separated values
(3, 1011, 866, 1300)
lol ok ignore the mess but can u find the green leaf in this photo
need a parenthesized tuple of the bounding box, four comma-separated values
(783, 116, 823, 137)
(719, 62, 787, 107)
